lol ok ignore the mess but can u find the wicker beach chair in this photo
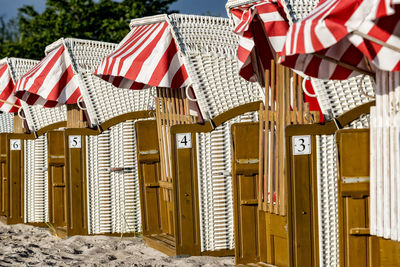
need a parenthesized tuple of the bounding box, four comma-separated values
(159, 15, 261, 252)
(42, 38, 156, 234)
(226, 0, 376, 265)
(0, 58, 61, 224)
(95, 13, 262, 252)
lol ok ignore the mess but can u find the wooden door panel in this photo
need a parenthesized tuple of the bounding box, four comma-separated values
(49, 165, 67, 226)
(1, 161, 7, 216)
(47, 131, 67, 228)
(141, 162, 162, 234)
(0, 134, 6, 216)
(136, 120, 166, 236)
(231, 123, 261, 265)
(7, 141, 24, 224)
(343, 197, 369, 267)
(337, 130, 372, 267)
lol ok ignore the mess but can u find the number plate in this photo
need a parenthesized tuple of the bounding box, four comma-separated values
(69, 135, 82, 148)
(10, 139, 21, 151)
(176, 133, 192, 149)
(292, 135, 311, 155)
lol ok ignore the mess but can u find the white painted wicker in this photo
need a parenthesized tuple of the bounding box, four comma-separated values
(311, 76, 375, 119)
(0, 113, 13, 133)
(225, 0, 319, 25)
(370, 70, 400, 242)
(316, 135, 339, 267)
(45, 38, 154, 126)
(280, 0, 320, 23)
(277, 0, 376, 119)
(7, 57, 67, 132)
(197, 111, 258, 252)
(130, 14, 262, 121)
(24, 134, 49, 223)
(86, 120, 141, 234)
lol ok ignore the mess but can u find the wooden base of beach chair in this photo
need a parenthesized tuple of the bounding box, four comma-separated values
(143, 234, 176, 256)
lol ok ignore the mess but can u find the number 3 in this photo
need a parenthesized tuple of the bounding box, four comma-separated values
(296, 138, 306, 152)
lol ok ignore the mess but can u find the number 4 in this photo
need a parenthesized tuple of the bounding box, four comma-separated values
(176, 133, 192, 149)
(180, 136, 188, 146)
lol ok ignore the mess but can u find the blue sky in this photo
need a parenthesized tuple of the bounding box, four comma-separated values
(0, 0, 228, 21)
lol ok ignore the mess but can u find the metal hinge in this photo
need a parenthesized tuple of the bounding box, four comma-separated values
(236, 158, 259, 164)
(139, 150, 159, 155)
(109, 167, 134, 172)
(350, 227, 370, 236)
(342, 177, 370, 183)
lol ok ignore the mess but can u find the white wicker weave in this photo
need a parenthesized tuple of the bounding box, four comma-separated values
(370, 70, 400, 242)
(0, 113, 13, 133)
(45, 38, 154, 126)
(280, 0, 320, 23)
(197, 111, 258, 252)
(86, 120, 141, 234)
(311, 76, 375, 119)
(316, 134, 339, 267)
(130, 14, 262, 121)
(276, 0, 376, 119)
(6, 57, 67, 132)
(24, 134, 49, 223)
(225, 0, 320, 24)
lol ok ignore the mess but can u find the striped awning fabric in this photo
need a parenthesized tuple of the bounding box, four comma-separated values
(279, 0, 400, 80)
(14, 44, 81, 107)
(95, 21, 189, 89)
(229, 0, 289, 82)
(0, 61, 20, 113)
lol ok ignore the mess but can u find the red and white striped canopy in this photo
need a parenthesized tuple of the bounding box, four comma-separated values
(0, 63, 21, 113)
(95, 21, 189, 89)
(14, 45, 81, 107)
(230, 0, 289, 82)
(279, 0, 400, 80)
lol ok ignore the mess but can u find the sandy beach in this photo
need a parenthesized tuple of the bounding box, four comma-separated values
(0, 221, 234, 266)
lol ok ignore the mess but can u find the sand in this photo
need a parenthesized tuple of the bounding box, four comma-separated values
(0, 221, 234, 266)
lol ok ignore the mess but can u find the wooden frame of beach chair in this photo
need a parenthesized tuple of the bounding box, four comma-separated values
(138, 102, 260, 256)
(0, 112, 14, 219)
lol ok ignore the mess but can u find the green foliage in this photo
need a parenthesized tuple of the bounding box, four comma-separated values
(0, 0, 177, 59)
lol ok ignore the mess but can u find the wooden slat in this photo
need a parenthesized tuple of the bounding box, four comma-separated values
(154, 87, 197, 204)
(268, 60, 276, 213)
(259, 60, 318, 216)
